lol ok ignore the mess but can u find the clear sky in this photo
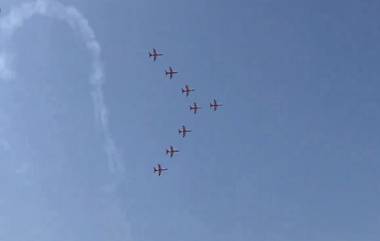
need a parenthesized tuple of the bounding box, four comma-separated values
(0, 0, 379, 240)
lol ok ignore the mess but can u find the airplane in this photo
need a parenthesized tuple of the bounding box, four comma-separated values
(165, 67, 178, 79)
(189, 102, 201, 114)
(210, 99, 223, 111)
(178, 125, 191, 138)
(166, 145, 179, 157)
(181, 85, 195, 97)
(153, 164, 168, 176)
(149, 48, 163, 61)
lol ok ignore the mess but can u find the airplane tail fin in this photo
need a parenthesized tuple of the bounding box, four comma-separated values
(166, 149, 169, 155)
(154, 167, 157, 173)
(181, 88, 185, 93)
(149, 52, 152, 57)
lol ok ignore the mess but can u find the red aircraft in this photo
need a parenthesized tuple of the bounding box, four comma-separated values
(149, 48, 163, 61)
(210, 99, 223, 111)
(181, 85, 195, 97)
(178, 125, 192, 138)
(153, 164, 168, 176)
(166, 145, 179, 157)
(189, 102, 201, 114)
(165, 67, 178, 79)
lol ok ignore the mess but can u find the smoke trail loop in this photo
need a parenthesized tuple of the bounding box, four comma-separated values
(0, 0, 123, 173)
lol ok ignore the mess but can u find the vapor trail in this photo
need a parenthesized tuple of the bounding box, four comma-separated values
(0, 0, 123, 173)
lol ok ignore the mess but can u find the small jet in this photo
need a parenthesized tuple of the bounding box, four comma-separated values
(210, 99, 223, 111)
(189, 102, 201, 114)
(166, 145, 179, 157)
(149, 48, 163, 61)
(154, 164, 168, 176)
(178, 125, 192, 138)
(165, 67, 178, 79)
(181, 85, 195, 97)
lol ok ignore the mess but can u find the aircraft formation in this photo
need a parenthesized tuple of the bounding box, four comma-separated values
(149, 48, 223, 176)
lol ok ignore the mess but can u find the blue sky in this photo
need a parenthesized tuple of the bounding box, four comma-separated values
(0, 0, 380, 240)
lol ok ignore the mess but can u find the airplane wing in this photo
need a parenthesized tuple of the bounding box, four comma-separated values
(153, 55, 157, 61)
(153, 48, 157, 54)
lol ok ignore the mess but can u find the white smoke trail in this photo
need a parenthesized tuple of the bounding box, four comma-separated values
(0, 0, 123, 173)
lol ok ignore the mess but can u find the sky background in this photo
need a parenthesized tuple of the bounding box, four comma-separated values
(0, 0, 380, 240)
